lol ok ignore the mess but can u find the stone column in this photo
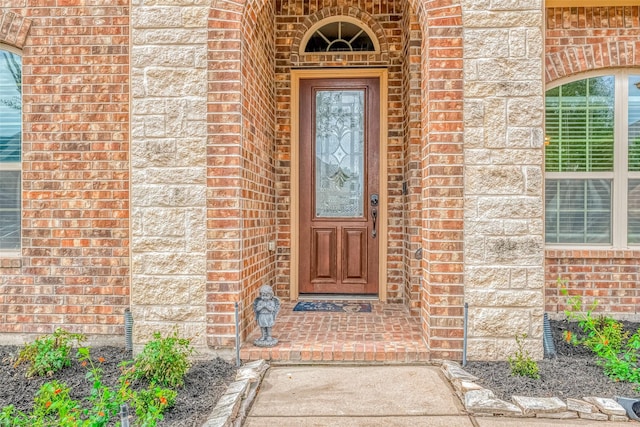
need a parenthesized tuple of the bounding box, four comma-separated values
(461, 0, 545, 360)
(130, 1, 209, 346)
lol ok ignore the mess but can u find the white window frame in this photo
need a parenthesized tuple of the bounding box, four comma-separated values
(0, 44, 21, 256)
(299, 16, 380, 55)
(545, 69, 640, 249)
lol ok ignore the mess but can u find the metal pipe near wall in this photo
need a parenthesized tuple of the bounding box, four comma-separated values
(124, 308, 133, 352)
(235, 302, 241, 367)
(463, 302, 468, 367)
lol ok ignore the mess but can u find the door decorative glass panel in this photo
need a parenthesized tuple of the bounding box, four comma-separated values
(315, 90, 364, 218)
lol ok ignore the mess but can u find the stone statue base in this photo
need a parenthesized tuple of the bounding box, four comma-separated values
(254, 337, 278, 347)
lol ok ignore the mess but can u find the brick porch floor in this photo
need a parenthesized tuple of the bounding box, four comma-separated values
(239, 301, 430, 363)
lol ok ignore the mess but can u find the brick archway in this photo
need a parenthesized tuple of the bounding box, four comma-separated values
(207, 0, 467, 359)
(546, 41, 640, 83)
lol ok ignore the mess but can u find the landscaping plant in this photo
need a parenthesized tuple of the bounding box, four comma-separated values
(561, 283, 640, 388)
(13, 328, 86, 377)
(1, 329, 191, 426)
(121, 328, 194, 388)
(507, 333, 540, 380)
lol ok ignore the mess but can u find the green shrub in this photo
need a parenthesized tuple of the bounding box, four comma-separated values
(14, 329, 86, 377)
(508, 334, 540, 380)
(122, 328, 194, 388)
(561, 283, 640, 387)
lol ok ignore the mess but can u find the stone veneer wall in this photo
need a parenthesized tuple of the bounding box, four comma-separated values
(0, 3, 130, 343)
(544, 6, 640, 319)
(130, 1, 209, 345)
(461, 0, 545, 360)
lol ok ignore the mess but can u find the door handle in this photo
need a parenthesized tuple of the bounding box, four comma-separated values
(371, 208, 377, 238)
(370, 194, 379, 239)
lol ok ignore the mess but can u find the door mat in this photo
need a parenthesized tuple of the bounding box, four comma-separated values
(293, 301, 372, 312)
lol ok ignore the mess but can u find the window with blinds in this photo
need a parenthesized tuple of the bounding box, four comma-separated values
(628, 76, 640, 243)
(545, 77, 614, 173)
(545, 72, 640, 247)
(0, 49, 21, 251)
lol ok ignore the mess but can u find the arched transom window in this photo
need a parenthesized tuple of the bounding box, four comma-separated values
(301, 17, 379, 54)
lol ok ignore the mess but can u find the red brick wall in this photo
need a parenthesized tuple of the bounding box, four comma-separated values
(206, 0, 276, 346)
(401, 10, 423, 316)
(0, 3, 130, 338)
(545, 6, 640, 319)
(546, 6, 640, 81)
(417, 0, 465, 360)
(238, 0, 277, 340)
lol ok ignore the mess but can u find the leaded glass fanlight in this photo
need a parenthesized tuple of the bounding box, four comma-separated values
(301, 17, 379, 54)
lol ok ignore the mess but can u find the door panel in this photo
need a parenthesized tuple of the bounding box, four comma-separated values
(311, 228, 336, 280)
(299, 77, 380, 295)
(343, 228, 366, 281)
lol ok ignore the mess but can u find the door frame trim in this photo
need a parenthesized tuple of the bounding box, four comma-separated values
(291, 68, 388, 301)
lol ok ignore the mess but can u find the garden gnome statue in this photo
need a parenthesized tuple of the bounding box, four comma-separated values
(252, 284, 281, 347)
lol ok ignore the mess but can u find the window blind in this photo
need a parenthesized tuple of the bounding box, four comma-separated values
(0, 50, 21, 251)
(545, 76, 614, 173)
(545, 179, 612, 244)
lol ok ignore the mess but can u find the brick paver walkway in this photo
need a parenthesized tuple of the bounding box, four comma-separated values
(240, 301, 430, 363)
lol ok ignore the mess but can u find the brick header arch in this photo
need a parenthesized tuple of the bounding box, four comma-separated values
(545, 6, 640, 84)
(546, 41, 640, 83)
(0, 10, 32, 49)
(290, 6, 390, 65)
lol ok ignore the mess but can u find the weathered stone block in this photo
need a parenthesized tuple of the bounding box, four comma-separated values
(464, 29, 510, 58)
(465, 267, 510, 290)
(567, 398, 599, 414)
(466, 166, 524, 195)
(537, 411, 579, 419)
(579, 412, 609, 421)
(583, 397, 627, 416)
(441, 361, 479, 382)
(484, 235, 544, 265)
(465, 389, 523, 416)
(470, 308, 532, 337)
(512, 395, 566, 415)
(478, 197, 543, 220)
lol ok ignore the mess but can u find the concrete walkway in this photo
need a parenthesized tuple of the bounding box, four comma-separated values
(244, 365, 634, 427)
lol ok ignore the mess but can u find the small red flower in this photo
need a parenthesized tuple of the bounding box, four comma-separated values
(98, 411, 105, 417)
(81, 361, 87, 367)
(45, 401, 52, 408)
(564, 331, 572, 343)
(98, 357, 105, 363)
(159, 396, 168, 405)
(54, 388, 62, 395)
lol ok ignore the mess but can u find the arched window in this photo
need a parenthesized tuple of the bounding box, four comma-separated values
(301, 17, 379, 54)
(0, 47, 21, 252)
(545, 70, 640, 246)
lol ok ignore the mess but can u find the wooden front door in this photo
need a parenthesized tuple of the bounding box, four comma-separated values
(299, 77, 380, 295)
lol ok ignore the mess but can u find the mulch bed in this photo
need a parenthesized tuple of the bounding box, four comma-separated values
(464, 320, 640, 401)
(0, 345, 236, 426)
